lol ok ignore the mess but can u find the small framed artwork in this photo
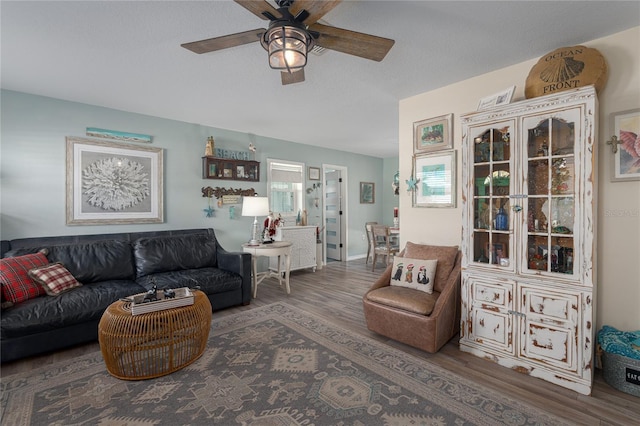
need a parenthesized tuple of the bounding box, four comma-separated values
(608, 108, 640, 182)
(360, 182, 375, 204)
(66, 136, 163, 225)
(413, 113, 453, 153)
(477, 86, 516, 110)
(86, 127, 152, 143)
(413, 150, 456, 208)
(223, 163, 233, 178)
(236, 165, 245, 178)
(308, 166, 320, 180)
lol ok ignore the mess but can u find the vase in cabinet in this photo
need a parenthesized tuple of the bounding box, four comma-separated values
(459, 86, 597, 395)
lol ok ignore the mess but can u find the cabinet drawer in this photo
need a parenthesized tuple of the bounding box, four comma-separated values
(521, 286, 579, 323)
(471, 279, 513, 310)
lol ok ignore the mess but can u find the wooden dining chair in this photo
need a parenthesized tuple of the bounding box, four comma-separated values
(365, 222, 378, 264)
(371, 225, 399, 271)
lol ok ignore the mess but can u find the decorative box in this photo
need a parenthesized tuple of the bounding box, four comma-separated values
(129, 287, 194, 316)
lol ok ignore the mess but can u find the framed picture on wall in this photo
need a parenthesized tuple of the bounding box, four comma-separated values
(412, 150, 456, 208)
(413, 113, 453, 153)
(308, 166, 320, 180)
(360, 182, 375, 204)
(66, 136, 164, 225)
(608, 108, 640, 182)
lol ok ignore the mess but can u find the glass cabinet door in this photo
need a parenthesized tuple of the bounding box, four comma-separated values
(470, 121, 515, 269)
(523, 109, 579, 277)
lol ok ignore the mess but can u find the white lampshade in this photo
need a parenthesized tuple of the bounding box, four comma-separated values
(242, 196, 269, 217)
(242, 196, 270, 246)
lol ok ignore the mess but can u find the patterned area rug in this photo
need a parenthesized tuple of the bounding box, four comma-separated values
(1, 303, 566, 425)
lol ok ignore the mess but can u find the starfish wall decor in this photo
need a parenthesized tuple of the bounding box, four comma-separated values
(406, 176, 419, 192)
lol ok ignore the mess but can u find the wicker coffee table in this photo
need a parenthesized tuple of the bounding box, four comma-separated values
(98, 290, 212, 380)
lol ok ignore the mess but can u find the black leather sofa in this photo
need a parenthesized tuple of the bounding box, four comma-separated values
(0, 228, 251, 363)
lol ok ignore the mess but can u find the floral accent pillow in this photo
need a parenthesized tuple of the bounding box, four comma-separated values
(389, 256, 438, 294)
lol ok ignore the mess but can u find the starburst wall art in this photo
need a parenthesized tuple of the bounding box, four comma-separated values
(66, 137, 164, 224)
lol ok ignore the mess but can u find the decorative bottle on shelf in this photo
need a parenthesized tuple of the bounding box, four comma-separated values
(495, 205, 508, 230)
(528, 210, 535, 231)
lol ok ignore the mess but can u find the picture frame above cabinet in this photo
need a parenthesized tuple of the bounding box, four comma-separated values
(202, 157, 260, 181)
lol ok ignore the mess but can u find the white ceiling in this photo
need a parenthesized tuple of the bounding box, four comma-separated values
(2, 1, 639, 158)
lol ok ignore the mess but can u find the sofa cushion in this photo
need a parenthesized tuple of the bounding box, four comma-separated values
(5, 240, 135, 284)
(403, 242, 459, 293)
(29, 262, 82, 296)
(0, 280, 145, 339)
(0, 252, 49, 303)
(390, 256, 437, 294)
(366, 286, 439, 316)
(136, 267, 241, 295)
(134, 234, 218, 278)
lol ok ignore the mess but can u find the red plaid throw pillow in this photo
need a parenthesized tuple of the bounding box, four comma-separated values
(29, 262, 82, 296)
(0, 252, 49, 303)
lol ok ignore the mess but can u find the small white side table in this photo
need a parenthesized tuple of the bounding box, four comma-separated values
(242, 241, 292, 298)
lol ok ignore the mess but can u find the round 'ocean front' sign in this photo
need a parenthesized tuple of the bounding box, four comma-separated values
(525, 45, 607, 98)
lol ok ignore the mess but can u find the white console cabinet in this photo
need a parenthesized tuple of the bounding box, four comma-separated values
(270, 226, 317, 273)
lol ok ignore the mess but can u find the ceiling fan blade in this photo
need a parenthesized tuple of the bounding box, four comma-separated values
(234, 0, 279, 20)
(281, 69, 305, 85)
(309, 23, 395, 62)
(181, 29, 264, 54)
(289, 0, 342, 25)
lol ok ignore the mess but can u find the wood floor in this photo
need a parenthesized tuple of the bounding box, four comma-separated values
(2, 259, 638, 425)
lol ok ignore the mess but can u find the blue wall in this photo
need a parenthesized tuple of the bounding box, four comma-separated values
(0, 90, 396, 258)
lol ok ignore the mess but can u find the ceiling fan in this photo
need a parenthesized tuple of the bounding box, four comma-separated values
(181, 0, 395, 85)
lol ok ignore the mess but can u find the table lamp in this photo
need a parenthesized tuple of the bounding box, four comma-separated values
(242, 196, 269, 246)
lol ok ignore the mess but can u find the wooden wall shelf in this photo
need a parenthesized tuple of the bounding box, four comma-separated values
(202, 157, 259, 181)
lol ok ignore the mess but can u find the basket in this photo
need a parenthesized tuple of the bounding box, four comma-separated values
(597, 325, 640, 397)
(601, 350, 640, 397)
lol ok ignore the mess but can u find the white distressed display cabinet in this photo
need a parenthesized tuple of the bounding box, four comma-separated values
(459, 86, 597, 395)
(270, 226, 317, 273)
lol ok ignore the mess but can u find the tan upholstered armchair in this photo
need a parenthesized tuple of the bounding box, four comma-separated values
(362, 242, 462, 353)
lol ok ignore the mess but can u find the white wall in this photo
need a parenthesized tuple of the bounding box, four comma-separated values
(399, 27, 640, 331)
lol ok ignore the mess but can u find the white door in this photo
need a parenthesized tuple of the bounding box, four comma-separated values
(325, 170, 342, 260)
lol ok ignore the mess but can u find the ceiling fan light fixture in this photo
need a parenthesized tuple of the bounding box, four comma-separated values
(262, 24, 313, 73)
